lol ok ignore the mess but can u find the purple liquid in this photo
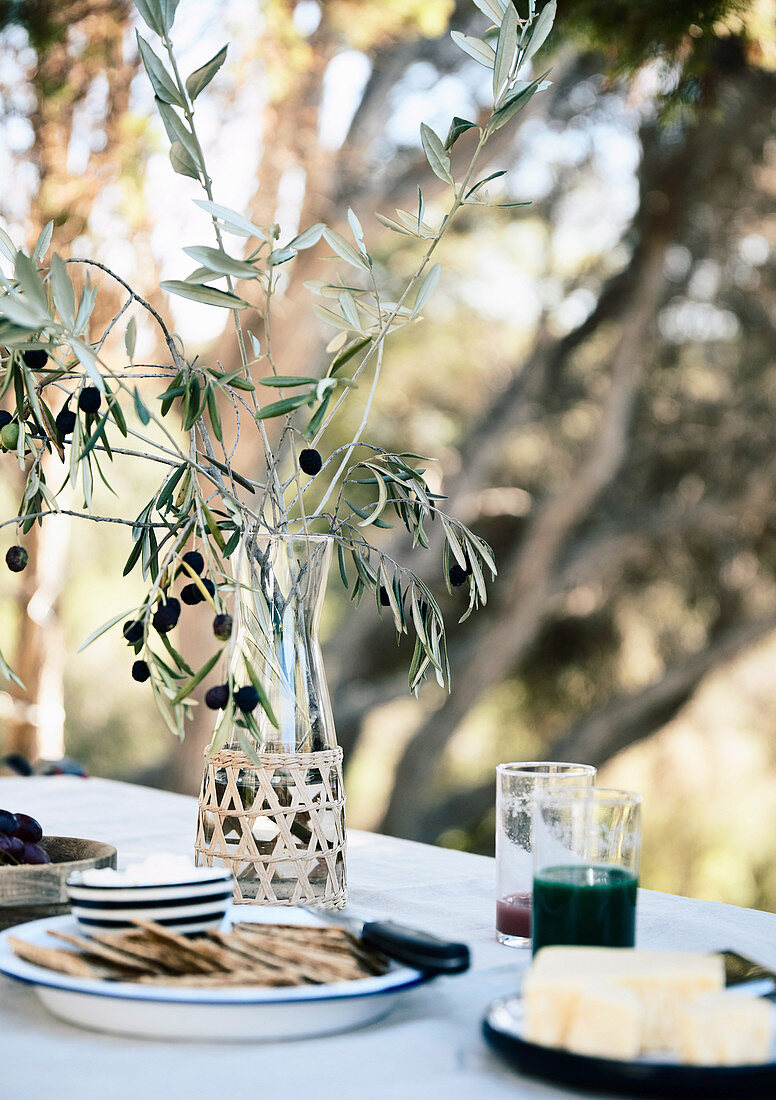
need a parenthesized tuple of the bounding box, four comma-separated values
(496, 892, 532, 938)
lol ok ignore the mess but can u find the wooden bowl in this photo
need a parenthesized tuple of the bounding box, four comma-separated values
(0, 836, 117, 930)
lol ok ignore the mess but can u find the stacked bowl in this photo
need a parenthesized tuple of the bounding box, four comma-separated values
(66, 864, 233, 935)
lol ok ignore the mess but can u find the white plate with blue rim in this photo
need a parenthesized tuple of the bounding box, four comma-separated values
(0, 905, 432, 1041)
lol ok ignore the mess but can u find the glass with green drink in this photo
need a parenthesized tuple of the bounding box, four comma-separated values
(531, 787, 642, 954)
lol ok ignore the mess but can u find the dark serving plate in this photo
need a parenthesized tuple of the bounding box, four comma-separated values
(483, 995, 776, 1099)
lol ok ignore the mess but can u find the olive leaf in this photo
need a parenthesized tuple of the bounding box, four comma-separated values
(492, 0, 518, 105)
(322, 228, 369, 270)
(472, 0, 506, 23)
(157, 99, 199, 162)
(420, 123, 454, 185)
(185, 44, 227, 101)
(411, 263, 441, 318)
(450, 31, 496, 69)
(193, 199, 266, 239)
(170, 140, 200, 180)
(160, 280, 248, 309)
(171, 650, 222, 704)
(522, 0, 557, 66)
(133, 0, 165, 37)
(183, 245, 258, 279)
(125, 316, 137, 361)
(445, 116, 477, 150)
(136, 33, 185, 107)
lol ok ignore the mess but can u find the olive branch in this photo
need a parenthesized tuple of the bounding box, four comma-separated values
(0, 0, 556, 749)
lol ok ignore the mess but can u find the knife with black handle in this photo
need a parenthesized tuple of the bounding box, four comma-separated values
(302, 907, 470, 975)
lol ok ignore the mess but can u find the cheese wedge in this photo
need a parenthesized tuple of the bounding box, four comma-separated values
(675, 993, 774, 1066)
(529, 947, 725, 1051)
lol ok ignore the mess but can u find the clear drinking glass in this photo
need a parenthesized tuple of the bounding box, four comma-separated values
(496, 762, 597, 947)
(532, 787, 642, 954)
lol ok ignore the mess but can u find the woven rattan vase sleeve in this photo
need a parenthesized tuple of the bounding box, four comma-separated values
(195, 748, 347, 908)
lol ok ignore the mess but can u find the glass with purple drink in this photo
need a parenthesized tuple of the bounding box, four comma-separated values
(495, 761, 596, 947)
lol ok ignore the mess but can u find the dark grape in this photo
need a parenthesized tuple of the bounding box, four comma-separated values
(0, 809, 18, 835)
(8, 836, 23, 858)
(0, 833, 17, 864)
(14, 812, 43, 843)
(21, 842, 50, 865)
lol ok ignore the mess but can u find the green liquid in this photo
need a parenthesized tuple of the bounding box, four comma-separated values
(531, 864, 637, 955)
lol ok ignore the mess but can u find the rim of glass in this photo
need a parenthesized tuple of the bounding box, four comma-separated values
(496, 761, 597, 777)
(535, 785, 642, 807)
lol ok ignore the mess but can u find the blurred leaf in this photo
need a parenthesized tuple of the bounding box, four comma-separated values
(328, 335, 370, 376)
(32, 221, 53, 261)
(338, 290, 364, 334)
(493, 0, 518, 103)
(268, 245, 297, 266)
(374, 212, 417, 237)
(465, 170, 507, 199)
(125, 316, 137, 361)
(0, 226, 16, 263)
(136, 33, 184, 106)
(347, 208, 366, 253)
(322, 228, 369, 270)
(258, 376, 318, 387)
(156, 463, 186, 509)
(206, 383, 222, 441)
(0, 292, 47, 328)
(450, 31, 496, 68)
(183, 245, 258, 279)
(412, 263, 441, 317)
(289, 223, 325, 249)
(313, 302, 359, 332)
(171, 650, 222, 704)
(133, 0, 165, 36)
(303, 392, 330, 439)
(522, 0, 556, 66)
(14, 252, 48, 313)
(243, 658, 279, 728)
(472, 0, 505, 22)
(202, 502, 226, 551)
(420, 123, 453, 185)
(255, 394, 310, 419)
(156, 99, 199, 161)
(336, 541, 349, 588)
(74, 280, 96, 334)
(193, 199, 266, 239)
(69, 338, 104, 390)
(445, 116, 476, 150)
(134, 386, 151, 425)
(169, 140, 200, 179)
(49, 254, 75, 326)
(159, 0, 180, 33)
(185, 44, 227, 100)
(486, 71, 550, 134)
(160, 280, 247, 309)
(0, 644, 25, 690)
(77, 608, 135, 653)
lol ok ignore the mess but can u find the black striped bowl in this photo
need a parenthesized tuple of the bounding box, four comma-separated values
(65, 869, 233, 936)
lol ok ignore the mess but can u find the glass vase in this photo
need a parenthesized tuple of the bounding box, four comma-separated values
(195, 532, 347, 908)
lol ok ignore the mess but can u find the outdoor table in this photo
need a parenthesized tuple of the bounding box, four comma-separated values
(1, 776, 773, 1100)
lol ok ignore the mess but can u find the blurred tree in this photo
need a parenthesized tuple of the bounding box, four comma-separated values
(0, 0, 137, 759)
(3, 0, 776, 881)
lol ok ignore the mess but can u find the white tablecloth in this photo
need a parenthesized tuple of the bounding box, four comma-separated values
(0, 776, 771, 1100)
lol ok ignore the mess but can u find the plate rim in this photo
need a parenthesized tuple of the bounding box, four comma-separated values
(484, 994, 776, 1081)
(0, 912, 432, 1007)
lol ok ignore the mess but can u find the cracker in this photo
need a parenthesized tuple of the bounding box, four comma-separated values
(8, 937, 114, 979)
(47, 930, 159, 975)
